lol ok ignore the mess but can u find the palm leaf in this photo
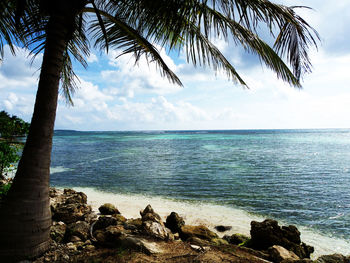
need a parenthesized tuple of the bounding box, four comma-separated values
(85, 7, 182, 86)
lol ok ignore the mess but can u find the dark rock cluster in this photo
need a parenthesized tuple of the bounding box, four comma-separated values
(34, 188, 350, 263)
(249, 219, 314, 259)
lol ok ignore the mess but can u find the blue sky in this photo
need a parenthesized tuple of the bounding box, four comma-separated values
(1, 0, 350, 131)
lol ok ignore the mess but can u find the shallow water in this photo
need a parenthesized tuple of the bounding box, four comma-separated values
(51, 129, 350, 254)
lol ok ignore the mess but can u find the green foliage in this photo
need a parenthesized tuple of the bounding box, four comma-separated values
(239, 239, 253, 247)
(0, 110, 30, 139)
(0, 183, 11, 199)
(0, 110, 29, 178)
(0, 141, 20, 178)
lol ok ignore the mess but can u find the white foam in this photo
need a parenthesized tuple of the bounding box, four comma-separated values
(90, 156, 115, 163)
(50, 166, 73, 174)
(72, 187, 350, 258)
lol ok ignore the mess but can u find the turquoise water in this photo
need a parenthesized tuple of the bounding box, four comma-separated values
(50, 129, 350, 240)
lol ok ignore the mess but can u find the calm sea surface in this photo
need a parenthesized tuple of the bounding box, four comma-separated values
(50, 129, 350, 240)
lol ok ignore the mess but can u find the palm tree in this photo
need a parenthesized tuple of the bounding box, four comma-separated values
(0, 0, 319, 260)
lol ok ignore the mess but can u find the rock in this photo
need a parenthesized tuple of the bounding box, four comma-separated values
(124, 218, 143, 233)
(105, 225, 125, 240)
(118, 235, 163, 255)
(84, 212, 98, 223)
(140, 204, 155, 216)
(143, 221, 172, 240)
(250, 219, 314, 259)
(190, 244, 210, 252)
(294, 243, 314, 259)
(250, 219, 284, 249)
(49, 187, 61, 198)
(93, 216, 118, 231)
(74, 241, 85, 250)
(211, 238, 229, 246)
(190, 244, 202, 251)
(281, 225, 301, 244)
(187, 236, 211, 246)
(50, 188, 93, 225)
(69, 235, 82, 242)
(180, 225, 218, 241)
(98, 203, 120, 215)
(52, 203, 92, 224)
(50, 223, 67, 243)
(139, 205, 172, 240)
(85, 245, 95, 251)
(94, 225, 125, 247)
(64, 190, 87, 205)
(66, 242, 77, 251)
(94, 230, 108, 245)
(223, 233, 250, 245)
(314, 254, 349, 263)
(67, 221, 90, 241)
(214, 225, 232, 232)
(165, 212, 185, 233)
(94, 225, 126, 247)
(84, 239, 92, 245)
(140, 205, 162, 223)
(113, 214, 127, 224)
(281, 260, 313, 263)
(269, 245, 300, 263)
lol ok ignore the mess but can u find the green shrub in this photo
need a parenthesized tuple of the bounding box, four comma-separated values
(0, 183, 11, 199)
(0, 141, 20, 178)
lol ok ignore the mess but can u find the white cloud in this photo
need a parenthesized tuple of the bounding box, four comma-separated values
(101, 48, 181, 98)
(2, 2, 350, 131)
(86, 53, 98, 63)
(0, 45, 41, 91)
(103, 96, 210, 125)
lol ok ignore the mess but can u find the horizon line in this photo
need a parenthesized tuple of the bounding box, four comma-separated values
(53, 127, 350, 132)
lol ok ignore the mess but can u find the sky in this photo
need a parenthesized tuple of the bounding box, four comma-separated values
(1, 0, 350, 131)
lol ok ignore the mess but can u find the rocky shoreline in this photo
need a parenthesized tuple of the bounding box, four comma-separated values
(23, 188, 348, 263)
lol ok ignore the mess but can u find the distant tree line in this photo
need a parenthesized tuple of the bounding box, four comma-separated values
(0, 110, 30, 179)
(0, 110, 30, 139)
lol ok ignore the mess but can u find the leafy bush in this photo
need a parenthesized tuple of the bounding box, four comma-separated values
(0, 183, 11, 199)
(0, 110, 29, 178)
(0, 142, 20, 178)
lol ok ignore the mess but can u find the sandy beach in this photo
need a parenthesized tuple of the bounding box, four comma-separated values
(72, 187, 350, 259)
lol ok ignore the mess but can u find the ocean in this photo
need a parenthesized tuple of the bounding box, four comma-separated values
(50, 129, 350, 256)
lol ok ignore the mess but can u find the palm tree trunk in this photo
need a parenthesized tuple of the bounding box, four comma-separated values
(0, 14, 73, 261)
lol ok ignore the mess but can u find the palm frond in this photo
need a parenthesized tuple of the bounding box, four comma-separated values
(192, 5, 300, 86)
(273, 6, 320, 80)
(0, 0, 23, 59)
(23, 8, 89, 104)
(61, 49, 79, 106)
(208, 0, 320, 81)
(85, 7, 182, 86)
(110, 0, 318, 86)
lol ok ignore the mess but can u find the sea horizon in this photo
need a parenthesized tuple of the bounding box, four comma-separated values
(54, 127, 350, 132)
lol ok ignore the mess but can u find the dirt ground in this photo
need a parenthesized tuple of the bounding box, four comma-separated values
(59, 240, 272, 263)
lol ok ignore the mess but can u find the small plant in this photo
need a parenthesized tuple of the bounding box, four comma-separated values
(0, 141, 21, 178)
